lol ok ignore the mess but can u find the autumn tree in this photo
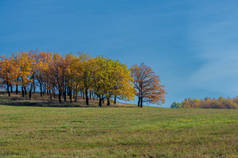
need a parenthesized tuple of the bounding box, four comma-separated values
(79, 53, 92, 105)
(0, 56, 18, 96)
(48, 53, 67, 103)
(27, 51, 39, 99)
(90, 57, 134, 107)
(89, 57, 108, 107)
(35, 52, 52, 97)
(11, 54, 21, 94)
(107, 60, 134, 105)
(17, 52, 35, 97)
(65, 54, 82, 103)
(177, 97, 238, 109)
(69, 56, 83, 102)
(130, 63, 166, 107)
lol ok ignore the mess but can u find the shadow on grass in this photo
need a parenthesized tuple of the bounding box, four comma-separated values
(0, 95, 136, 108)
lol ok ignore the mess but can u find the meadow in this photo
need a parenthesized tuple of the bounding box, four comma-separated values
(0, 103, 238, 157)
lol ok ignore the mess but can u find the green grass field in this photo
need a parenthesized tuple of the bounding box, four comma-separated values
(1, 105, 238, 158)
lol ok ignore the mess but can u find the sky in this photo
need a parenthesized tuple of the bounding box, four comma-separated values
(1, 0, 238, 107)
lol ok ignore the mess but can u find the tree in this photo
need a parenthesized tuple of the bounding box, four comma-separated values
(90, 57, 110, 107)
(109, 61, 134, 105)
(27, 51, 38, 99)
(130, 63, 166, 107)
(79, 53, 92, 105)
(35, 51, 52, 97)
(48, 53, 67, 103)
(0, 56, 18, 96)
(65, 54, 81, 103)
(90, 57, 134, 107)
(17, 52, 34, 97)
(171, 102, 182, 108)
(0, 50, 142, 107)
(12, 54, 21, 95)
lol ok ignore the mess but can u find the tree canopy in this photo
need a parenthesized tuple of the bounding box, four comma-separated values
(0, 51, 166, 107)
(174, 97, 238, 109)
(130, 63, 166, 107)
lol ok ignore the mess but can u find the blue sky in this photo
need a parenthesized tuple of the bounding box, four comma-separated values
(1, 0, 238, 107)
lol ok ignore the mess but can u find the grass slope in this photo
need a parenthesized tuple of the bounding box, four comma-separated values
(0, 106, 238, 157)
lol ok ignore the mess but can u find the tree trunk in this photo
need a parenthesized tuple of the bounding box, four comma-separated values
(138, 96, 141, 107)
(49, 90, 52, 101)
(53, 89, 56, 98)
(67, 88, 71, 96)
(10, 85, 13, 93)
(140, 97, 143, 107)
(22, 87, 24, 97)
(63, 89, 67, 102)
(69, 89, 72, 103)
(32, 80, 35, 94)
(74, 90, 78, 102)
(107, 97, 110, 106)
(40, 83, 43, 97)
(16, 84, 18, 94)
(29, 90, 32, 100)
(43, 87, 46, 96)
(7, 84, 10, 97)
(99, 95, 102, 107)
(89, 91, 92, 100)
(24, 87, 27, 95)
(58, 90, 62, 103)
(29, 85, 32, 100)
(114, 96, 117, 104)
(85, 88, 89, 105)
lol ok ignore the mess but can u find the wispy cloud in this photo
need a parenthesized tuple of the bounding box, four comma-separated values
(188, 1, 238, 97)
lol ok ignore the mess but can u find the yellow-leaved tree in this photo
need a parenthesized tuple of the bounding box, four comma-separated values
(105, 59, 134, 105)
(0, 56, 18, 96)
(35, 51, 52, 97)
(17, 52, 35, 97)
(91, 57, 134, 107)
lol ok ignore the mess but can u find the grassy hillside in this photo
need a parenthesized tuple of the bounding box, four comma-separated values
(0, 105, 238, 157)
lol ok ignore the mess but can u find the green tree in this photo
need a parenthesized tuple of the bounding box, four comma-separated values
(171, 102, 182, 108)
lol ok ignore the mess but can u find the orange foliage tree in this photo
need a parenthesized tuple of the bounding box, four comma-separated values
(177, 97, 238, 109)
(130, 63, 166, 107)
(0, 56, 18, 96)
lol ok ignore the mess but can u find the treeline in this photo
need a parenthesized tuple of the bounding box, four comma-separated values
(171, 97, 238, 109)
(0, 50, 166, 107)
